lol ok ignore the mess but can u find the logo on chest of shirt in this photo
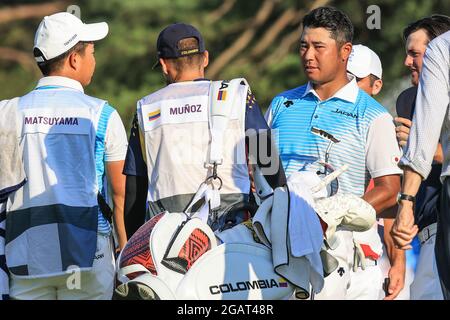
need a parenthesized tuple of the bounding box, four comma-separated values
(283, 100, 294, 108)
(331, 108, 358, 119)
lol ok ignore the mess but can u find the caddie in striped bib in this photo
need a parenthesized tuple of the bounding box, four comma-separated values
(4, 12, 128, 300)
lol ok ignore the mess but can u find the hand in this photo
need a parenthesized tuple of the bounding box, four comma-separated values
(115, 247, 122, 259)
(391, 201, 418, 250)
(113, 237, 127, 260)
(383, 263, 406, 300)
(394, 117, 412, 147)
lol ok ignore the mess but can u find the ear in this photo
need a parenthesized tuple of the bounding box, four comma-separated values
(68, 50, 80, 71)
(372, 79, 383, 95)
(340, 42, 353, 62)
(203, 50, 209, 68)
(160, 58, 169, 75)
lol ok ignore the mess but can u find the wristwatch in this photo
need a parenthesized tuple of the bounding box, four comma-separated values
(397, 193, 416, 204)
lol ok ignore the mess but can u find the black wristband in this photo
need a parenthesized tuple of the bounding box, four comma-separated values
(397, 193, 416, 204)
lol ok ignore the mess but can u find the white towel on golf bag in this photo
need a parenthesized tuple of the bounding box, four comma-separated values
(252, 170, 376, 298)
(287, 174, 325, 288)
(287, 172, 326, 257)
(253, 184, 325, 298)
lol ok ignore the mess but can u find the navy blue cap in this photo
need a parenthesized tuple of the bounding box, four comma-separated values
(153, 23, 205, 68)
(396, 86, 417, 120)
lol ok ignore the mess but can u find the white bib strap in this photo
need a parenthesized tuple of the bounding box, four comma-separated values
(252, 164, 274, 199)
(208, 78, 248, 165)
(184, 182, 221, 224)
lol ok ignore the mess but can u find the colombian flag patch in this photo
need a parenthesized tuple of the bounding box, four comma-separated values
(278, 278, 288, 287)
(148, 109, 161, 121)
(217, 90, 227, 101)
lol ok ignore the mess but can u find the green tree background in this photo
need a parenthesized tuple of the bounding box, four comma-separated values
(1, 0, 449, 130)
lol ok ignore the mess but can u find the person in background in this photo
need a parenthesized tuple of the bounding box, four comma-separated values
(122, 23, 285, 236)
(393, 15, 450, 300)
(119, 23, 286, 299)
(346, 44, 406, 300)
(266, 7, 401, 299)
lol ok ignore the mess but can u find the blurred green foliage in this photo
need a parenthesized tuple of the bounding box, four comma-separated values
(1, 0, 449, 130)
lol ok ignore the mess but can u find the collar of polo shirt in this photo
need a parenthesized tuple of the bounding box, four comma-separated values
(302, 75, 359, 103)
(35, 76, 84, 93)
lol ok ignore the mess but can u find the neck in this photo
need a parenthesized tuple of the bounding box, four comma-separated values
(48, 71, 84, 87)
(312, 71, 349, 101)
(173, 69, 205, 83)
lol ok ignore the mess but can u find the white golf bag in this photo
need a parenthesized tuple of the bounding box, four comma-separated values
(114, 168, 375, 300)
(115, 207, 296, 300)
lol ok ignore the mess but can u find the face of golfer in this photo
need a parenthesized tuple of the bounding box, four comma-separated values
(78, 43, 96, 86)
(300, 27, 343, 85)
(404, 29, 429, 86)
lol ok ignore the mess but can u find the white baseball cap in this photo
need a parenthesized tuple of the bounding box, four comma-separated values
(34, 12, 108, 63)
(347, 44, 382, 79)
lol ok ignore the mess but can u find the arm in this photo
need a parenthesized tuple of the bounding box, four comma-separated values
(123, 113, 149, 238)
(394, 36, 449, 249)
(363, 129, 404, 298)
(106, 160, 127, 251)
(103, 109, 129, 251)
(391, 168, 421, 250)
(124, 175, 148, 238)
(382, 218, 406, 300)
(399, 36, 449, 180)
(363, 175, 400, 215)
(395, 117, 443, 164)
(364, 113, 402, 214)
(433, 143, 444, 164)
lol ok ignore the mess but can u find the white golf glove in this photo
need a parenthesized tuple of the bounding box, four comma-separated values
(313, 193, 376, 242)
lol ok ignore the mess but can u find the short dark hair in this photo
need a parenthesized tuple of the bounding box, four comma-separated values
(368, 74, 380, 87)
(403, 14, 450, 42)
(165, 37, 205, 73)
(302, 6, 354, 46)
(34, 41, 89, 76)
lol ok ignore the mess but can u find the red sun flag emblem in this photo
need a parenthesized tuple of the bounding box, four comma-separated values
(392, 156, 400, 165)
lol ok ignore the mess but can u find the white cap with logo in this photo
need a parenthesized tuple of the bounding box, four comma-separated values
(34, 12, 108, 62)
(347, 44, 382, 79)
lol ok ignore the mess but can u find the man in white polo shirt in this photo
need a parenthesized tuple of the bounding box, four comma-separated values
(4, 12, 128, 300)
(347, 44, 406, 300)
(266, 7, 402, 299)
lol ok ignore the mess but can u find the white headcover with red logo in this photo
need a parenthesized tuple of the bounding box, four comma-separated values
(117, 210, 218, 297)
